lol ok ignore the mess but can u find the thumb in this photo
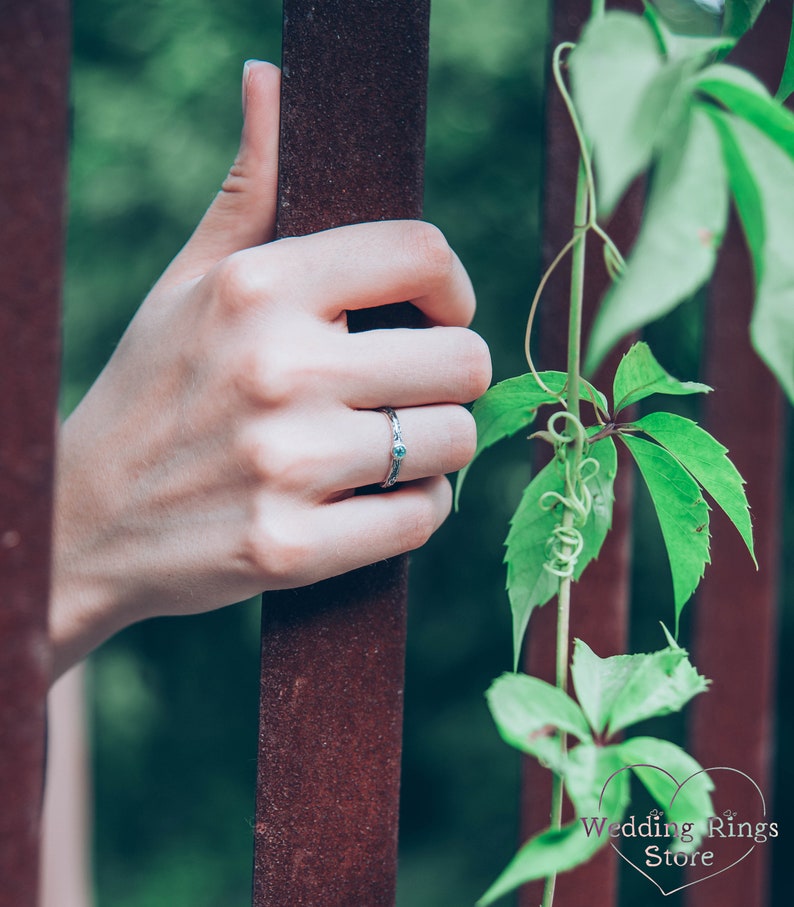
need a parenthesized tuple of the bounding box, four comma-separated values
(159, 60, 281, 289)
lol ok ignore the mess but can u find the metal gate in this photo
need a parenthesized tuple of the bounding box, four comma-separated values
(0, 1, 787, 905)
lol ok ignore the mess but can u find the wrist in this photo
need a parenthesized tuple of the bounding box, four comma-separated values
(49, 414, 134, 680)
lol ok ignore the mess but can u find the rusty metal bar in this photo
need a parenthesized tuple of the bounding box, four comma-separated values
(519, 2, 641, 904)
(252, 3, 429, 904)
(0, 1, 70, 904)
(685, 4, 788, 904)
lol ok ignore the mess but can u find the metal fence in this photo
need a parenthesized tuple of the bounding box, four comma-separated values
(0, 1, 786, 905)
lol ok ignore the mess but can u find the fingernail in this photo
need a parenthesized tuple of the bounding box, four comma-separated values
(242, 59, 264, 116)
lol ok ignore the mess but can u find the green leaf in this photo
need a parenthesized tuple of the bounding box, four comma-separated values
(644, 0, 733, 47)
(706, 109, 794, 401)
(618, 736, 714, 851)
(476, 822, 595, 906)
(454, 372, 608, 508)
(621, 435, 710, 629)
(641, 1, 670, 54)
(578, 435, 619, 576)
(565, 742, 631, 818)
(505, 438, 617, 668)
(477, 745, 628, 906)
(777, 12, 794, 101)
(572, 639, 636, 736)
(670, 36, 736, 62)
(697, 63, 794, 159)
(634, 411, 755, 564)
(570, 11, 719, 216)
(722, 0, 769, 38)
(586, 107, 729, 374)
(504, 463, 564, 669)
(571, 638, 709, 738)
(645, 0, 719, 39)
(612, 341, 711, 414)
(485, 673, 591, 770)
(569, 12, 665, 214)
(603, 647, 708, 736)
(705, 107, 765, 269)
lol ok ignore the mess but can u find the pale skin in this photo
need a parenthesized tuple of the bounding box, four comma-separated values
(50, 61, 492, 680)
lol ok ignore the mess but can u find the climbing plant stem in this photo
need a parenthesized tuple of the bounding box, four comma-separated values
(540, 163, 588, 907)
(525, 38, 625, 400)
(539, 505, 575, 907)
(567, 159, 589, 423)
(542, 4, 602, 905)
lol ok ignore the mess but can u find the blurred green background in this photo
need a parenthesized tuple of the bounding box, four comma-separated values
(63, 1, 791, 905)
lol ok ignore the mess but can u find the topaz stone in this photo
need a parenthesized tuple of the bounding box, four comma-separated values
(392, 443, 407, 459)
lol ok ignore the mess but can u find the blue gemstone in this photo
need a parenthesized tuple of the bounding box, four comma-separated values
(393, 443, 407, 459)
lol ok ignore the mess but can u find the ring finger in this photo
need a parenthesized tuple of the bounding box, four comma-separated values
(331, 403, 477, 493)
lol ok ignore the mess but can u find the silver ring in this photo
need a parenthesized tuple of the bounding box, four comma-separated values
(377, 407, 407, 488)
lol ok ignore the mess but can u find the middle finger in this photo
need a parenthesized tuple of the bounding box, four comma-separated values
(335, 325, 491, 409)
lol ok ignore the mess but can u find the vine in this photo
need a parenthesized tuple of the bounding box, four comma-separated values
(457, 1, 794, 903)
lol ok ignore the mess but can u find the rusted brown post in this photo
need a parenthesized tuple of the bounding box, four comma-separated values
(686, 4, 788, 905)
(0, 1, 70, 904)
(252, 2, 428, 904)
(520, 2, 641, 905)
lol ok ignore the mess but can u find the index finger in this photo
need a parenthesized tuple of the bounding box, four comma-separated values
(244, 220, 477, 327)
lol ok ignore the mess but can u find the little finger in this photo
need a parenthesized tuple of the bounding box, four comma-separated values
(306, 476, 453, 580)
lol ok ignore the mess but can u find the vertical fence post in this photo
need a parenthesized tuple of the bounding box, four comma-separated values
(0, 1, 70, 904)
(686, 3, 788, 905)
(252, 3, 429, 904)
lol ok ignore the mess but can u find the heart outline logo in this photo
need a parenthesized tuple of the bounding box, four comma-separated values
(597, 764, 766, 897)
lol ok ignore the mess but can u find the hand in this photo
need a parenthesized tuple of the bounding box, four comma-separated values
(50, 61, 491, 678)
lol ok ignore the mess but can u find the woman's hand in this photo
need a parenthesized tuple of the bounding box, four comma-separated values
(50, 61, 491, 678)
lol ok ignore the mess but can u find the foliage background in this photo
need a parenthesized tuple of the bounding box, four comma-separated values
(63, 1, 791, 904)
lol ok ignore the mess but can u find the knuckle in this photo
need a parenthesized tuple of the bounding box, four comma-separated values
(230, 337, 328, 408)
(235, 427, 293, 486)
(220, 157, 246, 196)
(208, 252, 265, 317)
(230, 347, 295, 407)
(403, 221, 455, 283)
(243, 513, 310, 586)
(236, 422, 324, 494)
